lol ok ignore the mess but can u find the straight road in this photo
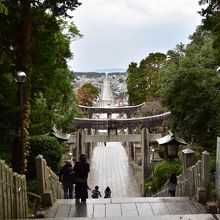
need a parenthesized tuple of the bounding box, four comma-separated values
(88, 142, 141, 198)
(88, 75, 140, 198)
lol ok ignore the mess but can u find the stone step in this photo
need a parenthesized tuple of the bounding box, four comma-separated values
(34, 214, 218, 220)
(40, 197, 210, 219)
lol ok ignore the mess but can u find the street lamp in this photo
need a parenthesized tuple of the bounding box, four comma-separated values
(16, 71, 27, 83)
(216, 66, 220, 76)
(16, 71, 26, 120)
(12, 71, 26, 174)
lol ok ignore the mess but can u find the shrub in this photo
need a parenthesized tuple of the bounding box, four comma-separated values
(158, 146, 166, 159)
(0, 151, 11, 166)
(27, 135, 65, 178)
(207, 158, 216, 201)
(144, 160, 182, 194)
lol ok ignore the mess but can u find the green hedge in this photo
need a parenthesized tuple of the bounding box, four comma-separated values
(27, 135, 65, 178)
(145, 160, 182, 194)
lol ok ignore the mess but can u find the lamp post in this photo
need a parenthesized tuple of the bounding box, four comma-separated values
(216, 66, 220, 76)
(17, 71, 26, 118)
(12, 71, 27, 174)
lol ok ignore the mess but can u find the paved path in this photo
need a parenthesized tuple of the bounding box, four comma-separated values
(44, 143, 210, 219)
(45, 197, 209, 219)
(88, 142, 141, 198)
(42, 75, 212, 219)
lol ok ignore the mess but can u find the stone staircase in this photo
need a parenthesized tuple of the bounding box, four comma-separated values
(36, 197, 219, 220)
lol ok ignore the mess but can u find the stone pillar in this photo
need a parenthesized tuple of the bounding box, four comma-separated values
(197, 187, 207, 204)
(182, 148, 196, 171)
(126, 112, 134, 160)
(85, 128, 91, 158)
(81, 129, 85, 155)
(95, 129, 98, 147)
(126, 112, 131, 119)
(87, 114, 93, 158)
(202, 151, 210, 188)
(141, 127, 150, 196)
(76, 129, 82, 160)
(36, 155, 45, 195)
(128, 127, 134, 160)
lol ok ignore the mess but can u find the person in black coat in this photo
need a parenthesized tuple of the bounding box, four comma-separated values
(167, 173, 178, 197)
(104, 186, 111, 198)
(59, 160, 73, 199)
(73, 154, 90, 203)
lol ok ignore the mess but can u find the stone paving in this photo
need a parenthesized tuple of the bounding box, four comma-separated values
(88, 142, 141, 198)
(42, 75, 213, 218)
(42, 137, 214, 219)
(45, 197, 209, 219)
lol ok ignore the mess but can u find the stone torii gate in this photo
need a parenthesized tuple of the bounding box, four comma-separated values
(69, 111, 171, 196)
(78, 102, 149, 160)
(78, 102, 145, 118)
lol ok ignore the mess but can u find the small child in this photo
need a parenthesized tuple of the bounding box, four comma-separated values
(91, 186, 102, 198)
(104, 186, 111, 198)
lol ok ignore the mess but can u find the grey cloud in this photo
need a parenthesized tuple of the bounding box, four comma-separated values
(69, 0, 203, 72)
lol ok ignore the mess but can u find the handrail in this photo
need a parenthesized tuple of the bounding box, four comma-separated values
(152, 173, 202, 197)
(0, 179, 41, 199)
(0, 179, 14, 195)
(48, 174, 62, 185)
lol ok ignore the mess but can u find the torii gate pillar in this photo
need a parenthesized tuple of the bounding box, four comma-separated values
(76, 129, 84, 160)
(141, 127, 150, 196)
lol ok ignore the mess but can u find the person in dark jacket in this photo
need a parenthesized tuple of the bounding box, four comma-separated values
(73, 154, 90, 203)
(59, 160, 73, 199)
(167, 173, 178, 197)
(104, 186, 111, 198)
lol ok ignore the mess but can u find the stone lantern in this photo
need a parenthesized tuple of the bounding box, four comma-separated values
(157, 131, 187, 159)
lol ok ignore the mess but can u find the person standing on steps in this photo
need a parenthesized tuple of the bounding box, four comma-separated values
(73, 154, 90, 203)
(59, 160, 74, 199)
(167, 173, 178, 197)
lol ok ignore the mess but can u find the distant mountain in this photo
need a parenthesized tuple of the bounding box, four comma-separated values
(94, 68, 126, 73)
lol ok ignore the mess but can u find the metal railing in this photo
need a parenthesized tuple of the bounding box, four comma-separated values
(152, 173, 202, 197)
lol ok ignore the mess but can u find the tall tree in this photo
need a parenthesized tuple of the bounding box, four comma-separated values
(199, 0, 220, 61)
(0, 0, 81, 173)
(139, 53, 166, 100)
(126, 53, 166, 105)
(77, 83, 100, 106)
(160, 26, 220, 148)
(126, 62, 146, 105)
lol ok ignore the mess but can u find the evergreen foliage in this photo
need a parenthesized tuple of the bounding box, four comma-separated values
(126, 53, 166, 105)
(0, 1, 82, 170)
(199, 0, 220, 61)
(160, 26, 220, 148)
(28, 135, 65, 178)
(145, 160, 182, 194)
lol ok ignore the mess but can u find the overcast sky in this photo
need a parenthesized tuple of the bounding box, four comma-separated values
(68, 0, 204, 72)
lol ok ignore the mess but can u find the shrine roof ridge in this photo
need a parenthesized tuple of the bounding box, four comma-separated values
(70, 111, 171, 129)
(74, 111, 170, 121)
(78, 103, 145, 113)
(78, 102, 145, 109)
